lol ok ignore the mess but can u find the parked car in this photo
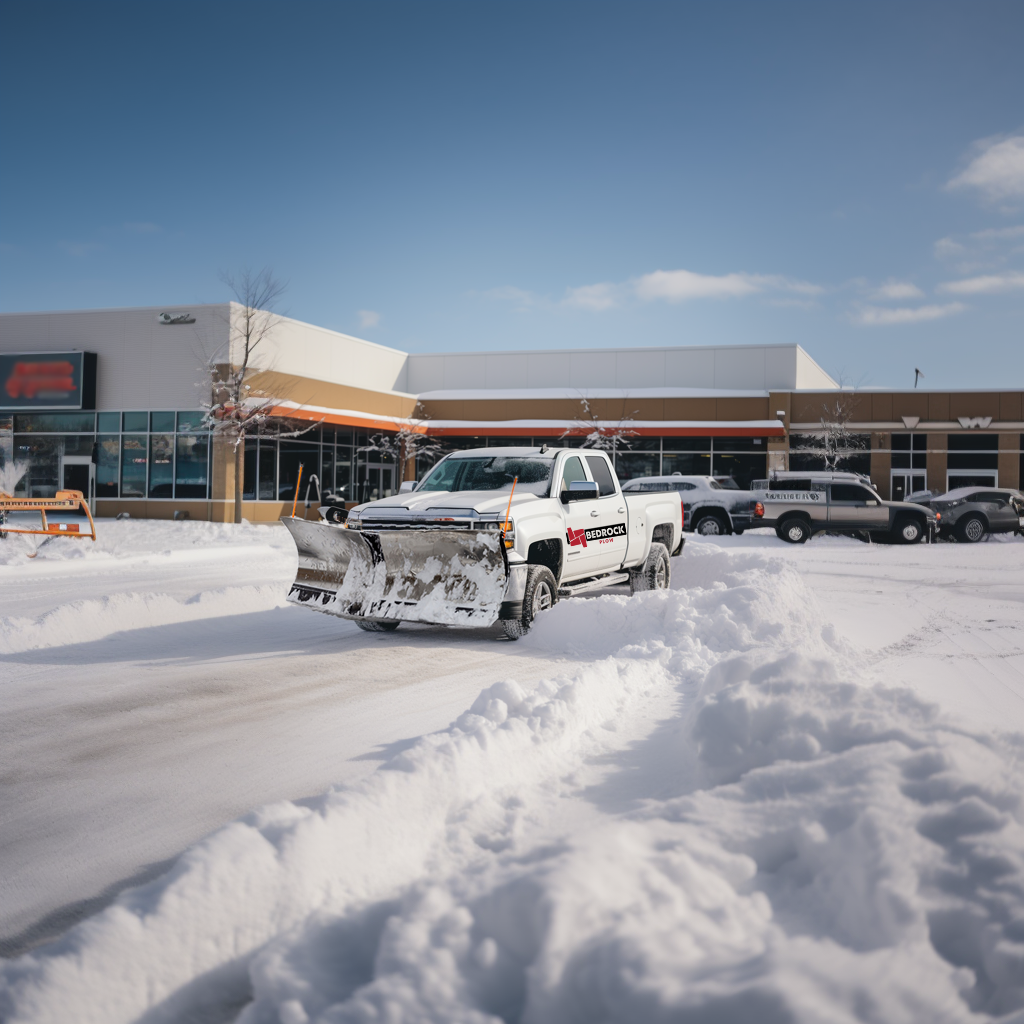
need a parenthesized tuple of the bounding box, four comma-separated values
(928, 487, 1024, 542)
(751, 471, 937, 544)
(620, 474, 756, 535)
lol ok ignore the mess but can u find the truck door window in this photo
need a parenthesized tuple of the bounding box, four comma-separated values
(585, 455, 617, 496)
(831, 484, 874, 503)
(560, 456, 587, 498)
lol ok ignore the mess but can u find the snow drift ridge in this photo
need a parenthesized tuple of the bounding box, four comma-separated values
(3, 547, 1024, 1024)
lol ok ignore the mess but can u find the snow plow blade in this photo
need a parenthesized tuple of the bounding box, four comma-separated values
(282, 517, 509, 627)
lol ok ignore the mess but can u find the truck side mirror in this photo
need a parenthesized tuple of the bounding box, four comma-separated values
(562, 480, 600, 503)
(399, 480, 416, 493)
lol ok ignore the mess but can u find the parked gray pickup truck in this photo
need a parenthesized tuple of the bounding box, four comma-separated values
(752, 472, 937, 544)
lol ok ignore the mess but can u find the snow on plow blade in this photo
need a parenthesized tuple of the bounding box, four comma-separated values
(282, 517, 509, 626)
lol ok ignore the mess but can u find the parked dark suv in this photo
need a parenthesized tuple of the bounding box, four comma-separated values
(928, 487, 1024, 542)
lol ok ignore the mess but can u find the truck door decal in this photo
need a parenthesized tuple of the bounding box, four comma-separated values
(567, 522, 627, 547)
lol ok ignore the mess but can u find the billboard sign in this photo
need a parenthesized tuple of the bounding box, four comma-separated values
(0, 352, 97, 410)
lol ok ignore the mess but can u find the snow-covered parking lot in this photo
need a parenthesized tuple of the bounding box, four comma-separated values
(2, 520, 1024, 1023)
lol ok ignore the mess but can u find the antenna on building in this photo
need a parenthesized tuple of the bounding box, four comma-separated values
(914, 368, 925, 388)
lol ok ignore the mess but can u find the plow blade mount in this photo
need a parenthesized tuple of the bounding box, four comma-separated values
(282, 517, 509, 627)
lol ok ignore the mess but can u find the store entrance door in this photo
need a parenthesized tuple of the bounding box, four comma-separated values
(891, 473, 927, 501)
(61, 455, 95, 508)
(356, 462, 395, 504)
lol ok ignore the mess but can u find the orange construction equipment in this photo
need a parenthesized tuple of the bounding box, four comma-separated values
(0, 489, 97, 541)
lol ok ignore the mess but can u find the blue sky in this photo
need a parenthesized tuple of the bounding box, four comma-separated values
(1, 1, 1022, 388)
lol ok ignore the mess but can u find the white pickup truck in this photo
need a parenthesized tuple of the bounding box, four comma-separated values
(283, 446, 684, 640)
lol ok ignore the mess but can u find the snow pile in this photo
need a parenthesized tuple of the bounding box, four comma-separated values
(3, 546, 1024, 1023)
(0, 585, 287, 654)
(0, 516, 290, 566)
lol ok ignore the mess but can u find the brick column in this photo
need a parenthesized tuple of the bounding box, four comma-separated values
(871, 432, 891, 498)
(210, 436, 235, 523)
(999, 433, 1020, 490)
(926, 433, 947, 494)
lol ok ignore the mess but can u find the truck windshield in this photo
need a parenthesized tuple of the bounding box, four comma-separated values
(420, 456, 555, 496)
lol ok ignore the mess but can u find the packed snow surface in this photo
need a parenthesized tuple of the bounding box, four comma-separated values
(2, 521, 1024, 1023)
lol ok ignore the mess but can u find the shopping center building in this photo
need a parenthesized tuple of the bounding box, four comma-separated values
(1, 303, 1022, 520)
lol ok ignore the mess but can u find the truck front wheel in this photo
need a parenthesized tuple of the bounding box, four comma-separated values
(777, 518, 811, 544)
(629, 542, 671, 595)
(501, 565, 557, 640)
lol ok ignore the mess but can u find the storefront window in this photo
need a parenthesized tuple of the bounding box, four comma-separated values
(334, 447, 353, 500)
(258, 438, 277, 500)
(947, 434, 998, 470)
(713, 436, 766, 452)
(150, 412, 175, 432)
(177, 411, 206, 432)
(96, 435, 120, 497)
(175, 434, 209, 498)
(12, 436, 60, 497)
(662, 452, 711, 476)
(663, 437, 711, 452)
(120, 436, 148, 497)
(13, 412, 96, 433)
(278, 440, 320, 501)
(614, 451, 661, 483)
(321, 445, 335, 497)
(97, 412, 120, 433)
(123, 412, 148, 433)
(148, 434, 174, 497)
(243, 439, 258, 501)
(892, 433, 927, 470)
(712, 453, 767, 489)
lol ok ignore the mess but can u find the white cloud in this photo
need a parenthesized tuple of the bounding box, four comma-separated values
(933, 236, 965, 259)
(482, 286, 537, 307)
(483, 268, 822, 315)
(938, 271, 1024, 295)
(854, 303, 966, 326)
(948, 135, 1024, 202)
(632, 269, 821, 303)
(971, 224, 1024, 242)
(634, 269, 760, 302)
(357, 309, 380, 328)
(562, 282, 619, 311)
(872, 280, 924, 300)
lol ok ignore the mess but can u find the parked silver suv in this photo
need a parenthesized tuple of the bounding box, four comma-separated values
(927, 487, 1024, 542)
(621, 474, 756, 535)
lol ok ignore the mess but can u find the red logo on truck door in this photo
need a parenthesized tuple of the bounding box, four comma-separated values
(567, 522, 626, 548)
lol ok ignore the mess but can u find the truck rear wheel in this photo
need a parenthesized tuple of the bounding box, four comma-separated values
(694, 513, 729, 536)
(501, 565, 557, 640)
(777, 518, 810, 544)
(629, 542, 671, 595)
(355, 619, 401, 632)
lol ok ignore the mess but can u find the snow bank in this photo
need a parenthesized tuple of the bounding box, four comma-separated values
(0, 585, 287, 654)
(0, 517, 289, 566)
(3, 546, 1024, 1023)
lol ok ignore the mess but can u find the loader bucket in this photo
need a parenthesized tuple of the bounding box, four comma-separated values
(282, 517, 509, 627)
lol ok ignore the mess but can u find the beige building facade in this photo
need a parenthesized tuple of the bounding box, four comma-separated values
(1, 304, 1021, 520)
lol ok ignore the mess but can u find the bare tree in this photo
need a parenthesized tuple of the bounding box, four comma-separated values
(204, 268, 315, 523)
(561, 396, 639, 458)
(795, 390, 868, 471)
(358, 418, 446, 488)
